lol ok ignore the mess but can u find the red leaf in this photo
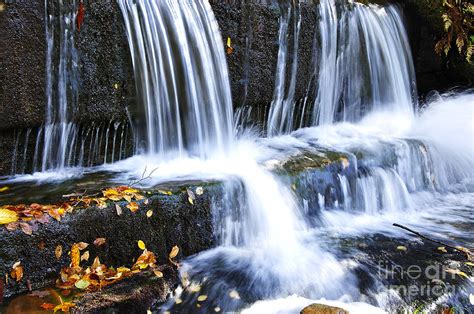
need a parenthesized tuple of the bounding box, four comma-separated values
(77, 1, 85, 31)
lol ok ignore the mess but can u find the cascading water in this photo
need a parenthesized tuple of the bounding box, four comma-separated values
(2, 0, 472, 312)
(118, 0, 234, 158)
(266, 0, 301, 136)
(41, 0, 80, 171)
(312, 0, 416, 125)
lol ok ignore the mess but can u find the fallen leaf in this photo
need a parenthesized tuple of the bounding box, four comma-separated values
(229, 290, 240, 299)
(41, 303, 56, 310)
(226, 37, 234, 54)
(81, 251, 90, 262)
(138, 240, 146, 250)
(70, 244, 81, 268)
(0, 187, 9, 192)
(74, 279, 90, 290)
(397, 246, 407, 251)
(158, 190, 172, 196)
(437, 246, 448, 253)
(153, 270, 163, 278)
(188, 197, 194, 205)
(77, 242, 89, 250)
(197, 295, 207, 302)
(115, 204, 123, 216)
(444, 268, 469, 279)
(146, 210, 153, 218)
(188, 282, 201, 293)
(465, 262, 474, 267)
(11, 262, 23, 282)
(175, 298, 182, 304)
(20, 222, 33, 235)
(169, 246, 179, 259)
(94, 238, 106, 246)
(55, 245, 63, 259)
(195, 187, 204, 195)
(54, 302, 75, 313)
(0, 208, 18, 225)
(76, 0, 84, 31)
(144, 199, 149, 205)
(127, 202, 139, 213)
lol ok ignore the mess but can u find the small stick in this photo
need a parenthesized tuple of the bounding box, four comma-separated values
(393, 223, 473, 260)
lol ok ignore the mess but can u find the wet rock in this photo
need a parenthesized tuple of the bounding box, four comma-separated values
(301, 303, 348, 314)
(71, 266, 177, 313)
(0, 184, 219, 299)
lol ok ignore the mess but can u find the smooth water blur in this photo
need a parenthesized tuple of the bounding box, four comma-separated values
(312, 0, 416, 125)
(118, 0, 233, 158)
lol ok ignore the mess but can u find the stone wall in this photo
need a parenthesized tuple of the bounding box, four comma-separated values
(0, 0, 472, 176)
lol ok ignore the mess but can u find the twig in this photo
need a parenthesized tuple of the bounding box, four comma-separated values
(393, 223, 473, 260)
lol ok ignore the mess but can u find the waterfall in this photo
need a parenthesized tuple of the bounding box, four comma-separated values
(312, 0, 416, 125)
(118, 0, 234, 158)
(266, 0, 301, 136)
(267, 0, 417, 135)
(41, 0, 80, 171)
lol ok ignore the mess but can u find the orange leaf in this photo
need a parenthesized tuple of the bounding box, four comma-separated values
(70, 244, 80, 268)
(40, 303, 56, 310)
(127, 202, 139, 213)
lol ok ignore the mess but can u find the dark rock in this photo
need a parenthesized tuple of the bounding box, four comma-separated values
(0, 0, 46, 130)
(0, 185, 219, 298)
(71, 265, 177, 314)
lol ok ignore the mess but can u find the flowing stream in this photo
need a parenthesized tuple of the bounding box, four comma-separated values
(1, 0, 473, 313)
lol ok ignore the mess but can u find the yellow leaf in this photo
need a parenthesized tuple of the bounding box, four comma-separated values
(437, 246, 448, 253)
(188, 197, 194, 205)
(197, 295, 207, 302)
(138, 240, 146, 250)
(445, 268, 469, 278)
(146, 210, 153, 218)
(127, 202, 139, 212)
(11, 262, 23, 282)
(227, 37, 231, 48)
(81, 251, 90, 262)
(169, 245, 179, 259)
(465, 262, 474, 267)
(53, 302, 75, 313)
(397, 246, 407, 251)
(70, 244, 81, 268)
(153, 270, 163, 278)
(55, 245, 63, 260)
(0, 208, 18, 225)
(0, 186, 9, 192)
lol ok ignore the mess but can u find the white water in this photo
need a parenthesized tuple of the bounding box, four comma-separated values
(118, 0, 233, 158)
(312, 0, 416, 126)
(100, 92, 472, 312)
(3, 0, 473, 312)
(266, 1, 301, 136)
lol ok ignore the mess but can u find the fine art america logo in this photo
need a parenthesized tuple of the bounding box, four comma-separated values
(378, 260, 462, 298)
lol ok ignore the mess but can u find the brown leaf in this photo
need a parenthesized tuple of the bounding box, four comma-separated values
(81, 251, 90, 262)
(11, 262, 24, 282)
(94, 238, 106, 247)
(77, 242, 89, 250)
(20, 222, 33, 236)
(55, 245, 63, 260)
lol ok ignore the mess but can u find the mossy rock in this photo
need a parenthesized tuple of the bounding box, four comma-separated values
(301, 303, 348, 314)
